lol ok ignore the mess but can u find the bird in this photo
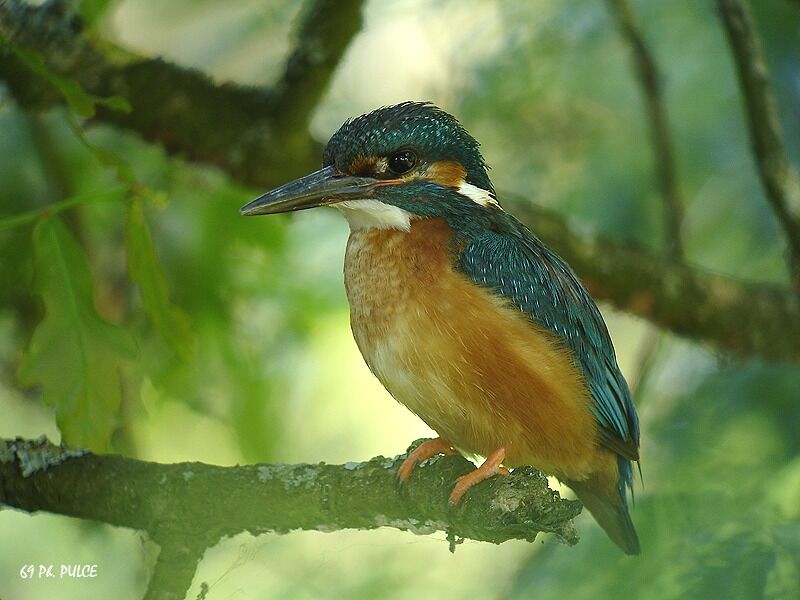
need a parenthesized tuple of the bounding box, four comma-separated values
(241, 101, 641, 555)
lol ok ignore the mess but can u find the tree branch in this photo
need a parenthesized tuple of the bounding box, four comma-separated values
(2, 0, 800, 362)
(506, 196, 800, 363)
(717, 0, 800, 288)
(607, 0, 684, 261)
(144, 540, 205, 600)
(0, 0, 364, 187)
(271, 0, 364, 135)
(0, 437, 580, 599)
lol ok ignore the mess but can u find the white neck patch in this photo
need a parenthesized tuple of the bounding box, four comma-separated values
(457, 182, 500, 208)
(335, 200, 413, 231)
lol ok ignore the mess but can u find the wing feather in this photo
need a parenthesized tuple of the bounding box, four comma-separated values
(455, 214, 640, 463)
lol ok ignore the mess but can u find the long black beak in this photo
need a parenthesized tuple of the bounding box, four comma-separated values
(240, 166, 379, 216)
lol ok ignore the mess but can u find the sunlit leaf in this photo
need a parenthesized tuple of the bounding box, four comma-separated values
(95, 95, 133, 114)
(77, 0, 117, 26)
(126, 199, 193, 361)
(18, 217, 135, 451)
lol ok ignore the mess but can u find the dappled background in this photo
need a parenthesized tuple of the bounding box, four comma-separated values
(1, 0, 799, 599)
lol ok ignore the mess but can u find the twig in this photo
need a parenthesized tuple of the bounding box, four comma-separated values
(627, 328, 663, 399)
(607, 0, 684, 261)
(717, 0, 800, 289)
(0, 187, 125, 231)
(144, 540, 206, 600)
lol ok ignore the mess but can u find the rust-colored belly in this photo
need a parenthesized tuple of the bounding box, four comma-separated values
(343, 218, 600, 480)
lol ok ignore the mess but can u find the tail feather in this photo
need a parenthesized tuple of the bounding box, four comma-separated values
(567, 475, 640, 555)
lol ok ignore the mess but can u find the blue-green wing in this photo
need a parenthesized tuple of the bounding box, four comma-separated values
(455, 215, 640, 464)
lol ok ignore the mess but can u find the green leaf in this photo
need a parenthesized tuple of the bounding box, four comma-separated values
(0, 187, 126, 232)
(18, 217, 135, 451)
(77, 0, 117, 26)
(95, 95, 133, 114)
(126, 200, 193, 360)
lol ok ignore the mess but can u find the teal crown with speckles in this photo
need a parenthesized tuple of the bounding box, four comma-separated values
(323, 101, 495, 195)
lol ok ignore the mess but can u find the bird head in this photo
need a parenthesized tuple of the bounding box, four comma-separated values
(241, 102, 499, 230)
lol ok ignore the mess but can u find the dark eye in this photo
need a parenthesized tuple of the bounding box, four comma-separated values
(388, 150, 417, 175)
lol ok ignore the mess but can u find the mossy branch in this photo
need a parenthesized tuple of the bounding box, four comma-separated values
(0, 0, 364, 187)
(2, 0, 800, 362)
(0, 437, 581, 600)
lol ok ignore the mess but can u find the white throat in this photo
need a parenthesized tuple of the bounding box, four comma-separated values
(335, 200, 413, 231)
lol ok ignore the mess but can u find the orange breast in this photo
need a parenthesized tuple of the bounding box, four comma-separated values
(343, 217, 601, 480)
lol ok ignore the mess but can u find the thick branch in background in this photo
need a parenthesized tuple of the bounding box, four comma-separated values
(0, 438, 580, 600)
(271, 0, 363, 134)
(509, 199, 800, 362)
(717, 0, 800, 289)
(607, 0, 684, 261)
(2, 0, 800, 364)
(0, 0, 363, 187)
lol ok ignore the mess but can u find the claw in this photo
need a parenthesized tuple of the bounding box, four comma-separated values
(448, 447, 508, 506)
(397, 438, 458, 482)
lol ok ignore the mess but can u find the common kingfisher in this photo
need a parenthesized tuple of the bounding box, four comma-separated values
(241, 102, 641, 554)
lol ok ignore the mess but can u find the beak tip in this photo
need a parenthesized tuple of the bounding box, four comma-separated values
(239, 201, 263, 216)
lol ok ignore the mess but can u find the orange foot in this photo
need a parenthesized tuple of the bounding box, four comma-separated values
(397, 438, 459, 482)
(449, 447, 509, 506)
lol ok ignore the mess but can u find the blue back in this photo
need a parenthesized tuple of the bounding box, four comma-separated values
(454, 210, 640, 498)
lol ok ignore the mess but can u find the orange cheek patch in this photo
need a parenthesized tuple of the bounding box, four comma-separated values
(349, 155, 378, 176)
(424, 160, 467, 188)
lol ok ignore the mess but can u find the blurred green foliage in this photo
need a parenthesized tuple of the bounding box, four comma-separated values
(506, 356, 800, 600)
(1, 0, 799, 599)
(18, 216, 134, 451)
